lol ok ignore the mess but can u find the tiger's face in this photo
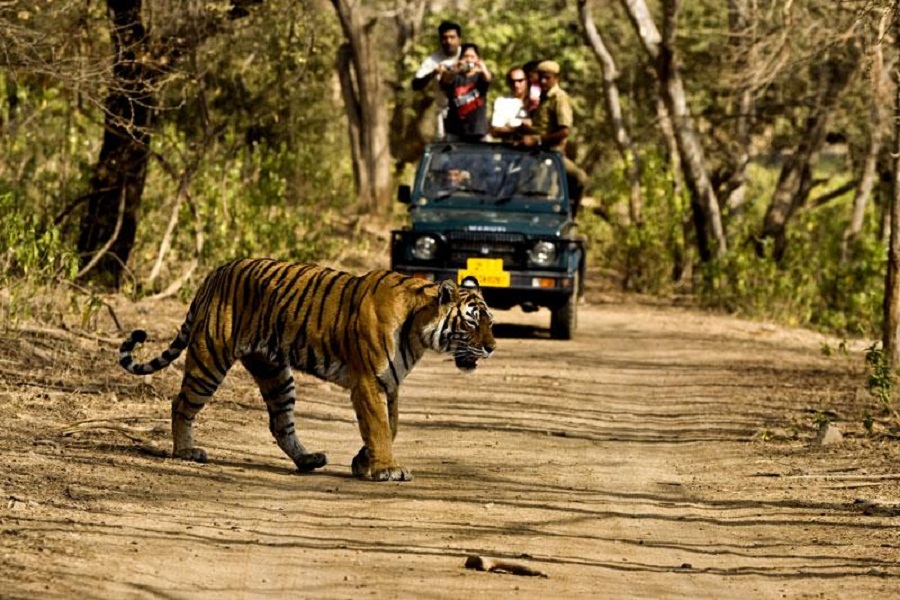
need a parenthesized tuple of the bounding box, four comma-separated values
(439, 276, 496, 372)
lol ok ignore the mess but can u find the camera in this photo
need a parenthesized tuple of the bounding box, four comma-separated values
(461, 61, 477, 71)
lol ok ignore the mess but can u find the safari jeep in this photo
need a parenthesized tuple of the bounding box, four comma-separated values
(391, 142, 586, 340)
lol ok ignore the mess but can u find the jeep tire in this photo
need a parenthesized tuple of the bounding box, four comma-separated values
(550, 271, 578, 340)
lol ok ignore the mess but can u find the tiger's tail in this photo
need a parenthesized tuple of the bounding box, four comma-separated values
(119, 317, 192, 375)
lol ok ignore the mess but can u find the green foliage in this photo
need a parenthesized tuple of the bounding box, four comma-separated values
(0, 73, 99, 227)
(0, 0, 893, 344)
(128, 125, 353, 298)
(693, 160, 884, 337)
(811, 407, 832, 429)
(583, 150, 687, 294)
(585, 142, 885, 338)
(820, 340, 849, 357)
(0, 190, 81, 325)
(697, 234, 883, 338)
(864, 343, 894, 415)
(0, 191, 78, 285)
(195, 144, 347, 263)
(2, 2, 359, 304)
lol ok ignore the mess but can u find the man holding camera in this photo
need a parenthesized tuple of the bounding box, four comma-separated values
(412, 21, 463, 141)
(439, 43, 493, 142)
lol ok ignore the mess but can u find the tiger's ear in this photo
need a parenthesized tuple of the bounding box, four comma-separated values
(438, 279, 459, 305)
(460, 276, 481, 292)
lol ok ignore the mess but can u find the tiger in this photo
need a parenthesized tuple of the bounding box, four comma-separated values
(118, 258, 496, 482)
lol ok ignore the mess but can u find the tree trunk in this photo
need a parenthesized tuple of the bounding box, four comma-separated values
(2, 74, 19, 135)
(882, 5, 900, 367)
(331, 0, 393, 215)
(756, 117, 827, 261)
(844, 126, 883, 262)
(620, 0, 726, 260)
(337, 43, 366, 204)
(656, 96, 691, 283)
(757, 44, 858, 262)
(843, 7, 891, 264)
(578, 0, 642, 226)
(722, 0, 755, 221)
(77, 0, 153, 289)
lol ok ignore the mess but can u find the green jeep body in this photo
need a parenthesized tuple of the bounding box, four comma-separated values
(391, 142, 585, 339)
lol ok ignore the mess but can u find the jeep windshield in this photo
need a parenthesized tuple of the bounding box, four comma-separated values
(419, 145, 564, 208)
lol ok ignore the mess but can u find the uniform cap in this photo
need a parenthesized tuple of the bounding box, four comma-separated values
(536, 60, 560, 75)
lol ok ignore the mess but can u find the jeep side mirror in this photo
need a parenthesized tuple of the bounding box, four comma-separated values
(397, 184, 412, 204)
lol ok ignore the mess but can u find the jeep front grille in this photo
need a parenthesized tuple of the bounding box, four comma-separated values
(448, 231, 526, 244)
(446, 231, 527, 268)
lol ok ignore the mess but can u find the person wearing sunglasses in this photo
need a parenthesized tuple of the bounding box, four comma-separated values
(489, 67, 531, 142)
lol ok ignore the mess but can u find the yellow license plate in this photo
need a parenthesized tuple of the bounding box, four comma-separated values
(458, 258, 510, 288)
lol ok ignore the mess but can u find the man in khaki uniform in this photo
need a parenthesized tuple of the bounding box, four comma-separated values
(521, 60, 589, 216)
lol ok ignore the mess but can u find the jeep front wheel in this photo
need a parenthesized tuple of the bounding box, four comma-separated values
(550, 273, 578, 340)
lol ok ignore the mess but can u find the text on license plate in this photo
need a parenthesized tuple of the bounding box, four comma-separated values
(458, 258, 510, 288)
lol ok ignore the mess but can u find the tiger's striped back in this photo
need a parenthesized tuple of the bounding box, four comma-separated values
(120, 259, 483, 385)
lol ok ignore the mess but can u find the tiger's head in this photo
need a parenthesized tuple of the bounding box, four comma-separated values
(436, 276, 496, 372)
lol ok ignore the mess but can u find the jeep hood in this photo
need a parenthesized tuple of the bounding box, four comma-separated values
(410, 208, 570, 237)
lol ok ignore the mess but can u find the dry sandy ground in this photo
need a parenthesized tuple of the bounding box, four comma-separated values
(2, 283, 900, 599)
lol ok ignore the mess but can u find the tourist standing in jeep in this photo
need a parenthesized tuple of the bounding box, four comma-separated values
(439, 43, 492, 143)
(412, 21, 463, 141)
(489, 66, 529, 142)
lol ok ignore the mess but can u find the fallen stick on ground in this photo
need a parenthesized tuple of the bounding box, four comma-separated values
(464, 555, 548, 578)
(60, 419, 167, 443)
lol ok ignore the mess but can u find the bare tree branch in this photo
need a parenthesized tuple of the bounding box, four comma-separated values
(579, 0, 642, 226)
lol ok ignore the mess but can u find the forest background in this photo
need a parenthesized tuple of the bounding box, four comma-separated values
(1, 0, 897, 348)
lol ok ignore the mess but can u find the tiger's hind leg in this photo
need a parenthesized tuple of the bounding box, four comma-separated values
(171, 348, 233, 463)
(242, 355, 327, 473)
(171, 391, 213, 463)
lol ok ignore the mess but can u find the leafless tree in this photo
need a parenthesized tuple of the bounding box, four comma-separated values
(720, 0, 755, 220)
(332, 0, 392, 215)
(620, 0, 727, 260)
(756, 39, 860, 262)
(843, 6, 893, 263)
(578, 0, 642, 226)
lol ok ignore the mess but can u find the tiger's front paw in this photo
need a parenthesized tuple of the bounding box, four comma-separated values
(371, 466, 413, 482)
(174, 447, 208, 463)
(294, 452, 328, 473)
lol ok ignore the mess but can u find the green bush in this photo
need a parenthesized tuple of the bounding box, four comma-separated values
(0, 190, 81, 325)
(696, 168, 883, 337)
(585, 151, 693, 295)
(587, 152, 885, 337)
(0, 191, 79, 285)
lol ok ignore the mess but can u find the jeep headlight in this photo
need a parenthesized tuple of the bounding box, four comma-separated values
(529, 241, 557, 267)
(412, 235, 439, 260)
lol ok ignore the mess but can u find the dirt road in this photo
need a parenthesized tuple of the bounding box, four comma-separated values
(2, 292, 899, 598)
